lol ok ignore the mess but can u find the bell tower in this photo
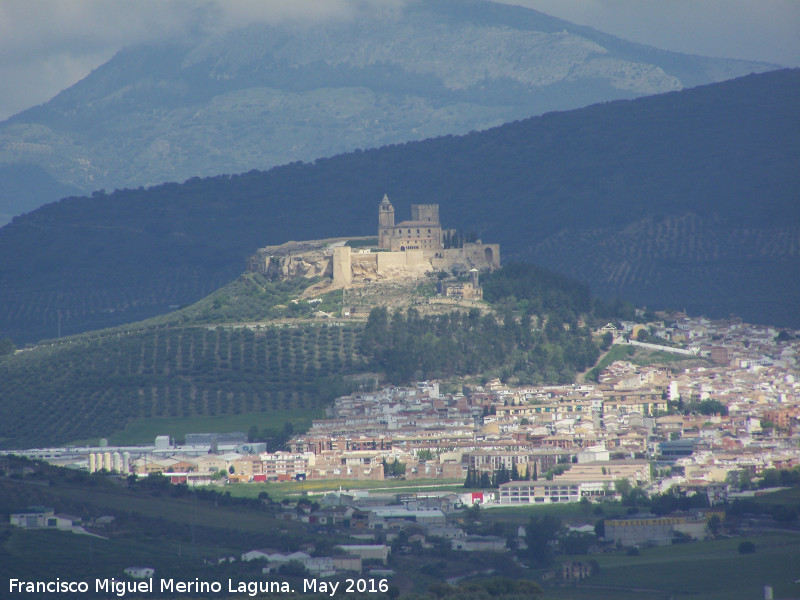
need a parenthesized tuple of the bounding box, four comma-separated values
(378, 194, 394, 248)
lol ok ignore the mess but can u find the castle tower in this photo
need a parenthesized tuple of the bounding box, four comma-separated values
(411, 204, 439, 224)
(378, 194, 395, 249)
(470, 268, 479, 289)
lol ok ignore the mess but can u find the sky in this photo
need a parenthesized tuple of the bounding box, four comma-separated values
(1, 0, 798, 121)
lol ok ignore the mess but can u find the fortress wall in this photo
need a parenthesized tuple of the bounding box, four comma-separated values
(332, 246, 352, 284)
(433, 244, 500, 271)
(351, 253, 378, 268)
(405, 250, 425, 267)
(470, 243, 500, 269)
(376, 251, 408, 270)
(376, 250, 427, 273)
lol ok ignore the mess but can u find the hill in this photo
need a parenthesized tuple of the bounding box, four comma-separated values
(0, 263, 608, 449)
(0, 457, 320, 591)
(0, 68, 798, 345)
(0, 0, 776, 224)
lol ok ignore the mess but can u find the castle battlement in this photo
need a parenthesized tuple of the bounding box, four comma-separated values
(247, 196, 499, 286)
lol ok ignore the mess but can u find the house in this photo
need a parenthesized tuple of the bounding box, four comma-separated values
(604, 515, 709, 546)
(242, 550, 311, 565)
(241, 550, 273, 562)
(367, 507, 446, 529)
(10, 506, 55, 528)
(337, 545, 391, 565)
(92, 515, 116, 527)
(49, 514, 83, 530)
(425, 525, 466, 539)
(309, 506, 357, 527)
(299, 557, 335, 576)
(450, 536, 507, 552)
(332, 555, 363, 573)
(10, 507, 82, 531)
(562, 561, 592, 581)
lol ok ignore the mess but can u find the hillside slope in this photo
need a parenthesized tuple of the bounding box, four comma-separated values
(0, 69, 798, 344)
(0, 263, 602, 448)
(0, 0, 776, 224)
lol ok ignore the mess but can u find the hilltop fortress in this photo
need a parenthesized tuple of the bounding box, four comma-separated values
(247, 195, 499, 286)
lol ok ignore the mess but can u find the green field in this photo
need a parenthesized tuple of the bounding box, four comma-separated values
(743, 485, 800, 506)
(5, 457, 800, 600)
(0, 471, 318, 588)
(70, 408, 322, 446)
(225, 478, 467, 501)
(587, 344, 706, 381)
(543, 533, 800, 600)
(1, 322, 364, 448)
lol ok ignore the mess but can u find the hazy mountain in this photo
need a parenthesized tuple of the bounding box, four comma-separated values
(0, 0, 777, 226)
(1, 68, 797, 345)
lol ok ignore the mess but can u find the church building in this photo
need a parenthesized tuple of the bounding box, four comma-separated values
(378, 195, 443, 252)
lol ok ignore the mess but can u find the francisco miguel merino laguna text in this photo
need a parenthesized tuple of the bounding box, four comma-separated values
(9, 577, 390, 597)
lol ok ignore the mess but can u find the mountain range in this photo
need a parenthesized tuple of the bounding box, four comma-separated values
(1, 67, 798, 345)
(0, 0, 778, 226)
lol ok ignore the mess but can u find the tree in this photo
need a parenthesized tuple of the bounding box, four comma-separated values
(384, 458, 405, 478)
(496, 465, 511, 486)
(600, 332, 613, 350)
(738, 541, 756, 554)
(594, 519, 605, 539)
(418, 449, 434, 461)
(0, 337, 15, 356)
(464, 467, 476, 488)
(465, 502, 482, 522)
(522, 515, 561, 567)
(614, 478, 632, 498)
(428, 582, 454, 599)
(690, 399, 729, 416)
(562, 532, 595, 555)
(279, 560, 309, 576)
(579, 496, 591, 515)
(708, 515, 721, 536)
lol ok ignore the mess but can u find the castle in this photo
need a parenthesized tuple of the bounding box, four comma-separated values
(378, 195, 442, 251)
(247, 195, 499, 288)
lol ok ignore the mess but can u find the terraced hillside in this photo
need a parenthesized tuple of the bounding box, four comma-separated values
(0, 262, 612, 449)
(0, 324, 365, 448)
(531, 213, 800, 320)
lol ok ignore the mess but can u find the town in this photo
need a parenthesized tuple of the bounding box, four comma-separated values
(7, 313, 799, 567)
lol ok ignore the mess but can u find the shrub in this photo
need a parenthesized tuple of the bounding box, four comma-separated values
(738, 541, 756, 554)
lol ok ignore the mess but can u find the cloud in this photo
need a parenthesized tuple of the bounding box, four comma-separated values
(0, 1, 192, 119)
(499, 0, 800, 67)
(0, 0, 408, 120)
(0, 0, 797, 121)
